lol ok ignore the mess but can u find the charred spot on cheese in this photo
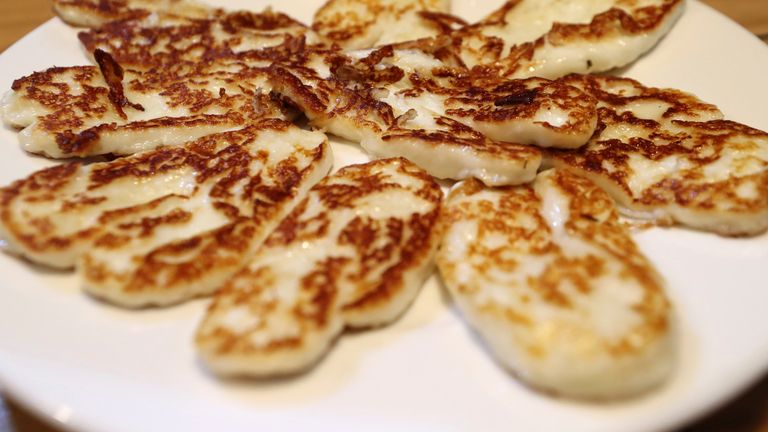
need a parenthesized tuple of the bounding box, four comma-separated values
(494, 89, 538, 106)
(93, 49, 144, 119)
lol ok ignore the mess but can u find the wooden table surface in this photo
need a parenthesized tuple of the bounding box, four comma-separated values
(1, 1, 767, 431)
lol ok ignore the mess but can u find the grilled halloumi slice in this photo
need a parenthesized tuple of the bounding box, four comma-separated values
(368, 118, 542, 187)
(1, 53, 286, 158)
(269, 47, 597, 185)
(312, 0, 456, 49)
(427, 0, 683, 79)
(78, 10, 324, 70)
(437, 169, 675, 399)
(196, 158, 443, 376)
(0, 120, 332, 307)
(53, 0, 219, 28)
(545, 74, 768, 237)
(353, 48, 598, 148)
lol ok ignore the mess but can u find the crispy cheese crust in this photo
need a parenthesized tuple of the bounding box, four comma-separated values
(1, 55, 291, 158)
(312, 0, 455, 49)
(53, 0, 219, 28)
(0, 120, 333, 307)
(437, 169, 675, 399)
(452, 0, 685, 78)
(545, 74, 768, 237)
(77, 10, 323, 69)
(196, 158, 443, 376)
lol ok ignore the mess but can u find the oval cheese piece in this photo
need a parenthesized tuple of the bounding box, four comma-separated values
(455, 0, 685, 79)
(545, 74, 768, 237)
(437, 169, 676, 399)
(312, 0, 454, 49)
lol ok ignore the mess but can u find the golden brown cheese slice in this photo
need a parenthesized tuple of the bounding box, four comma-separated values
(424, 0, 684, 79)
(0, 120, 332, 307)
(437, 169, 676, 399)
(196, 158, 443, 376)
(53, 0, 219, 28)
(358, 48, 598, 148)
(545, 74, 768, 237)
(269, 47, 598, 185)
(372, 118, 542, 186)
(1, 55, 286, 158)
(77, 10, 324, 70)
(312, 0, 457, 49)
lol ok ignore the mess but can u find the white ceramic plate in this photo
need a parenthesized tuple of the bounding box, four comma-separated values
(0, 1, 767, 431)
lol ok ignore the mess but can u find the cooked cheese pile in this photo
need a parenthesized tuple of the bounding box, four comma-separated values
(1, 0, 766, 402)
(0, 121, 332, 306)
